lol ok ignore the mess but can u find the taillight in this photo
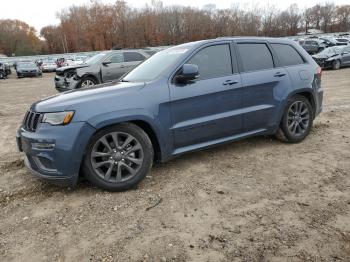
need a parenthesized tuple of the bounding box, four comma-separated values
(316, 66, 322, 77)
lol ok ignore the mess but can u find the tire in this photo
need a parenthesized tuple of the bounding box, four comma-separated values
(276, 95, 313, 143)
(83, 123, 154, 191)
(332, 60, 340, 70)
(77, 76, 97, 89)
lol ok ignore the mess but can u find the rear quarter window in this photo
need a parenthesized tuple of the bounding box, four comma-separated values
(237, 43, 274, 72)
(271, 44, 305, 67)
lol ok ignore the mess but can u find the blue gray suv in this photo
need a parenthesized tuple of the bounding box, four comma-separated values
(17, 38, 323, 191)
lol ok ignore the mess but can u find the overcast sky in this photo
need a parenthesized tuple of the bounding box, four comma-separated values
(1, 0, 348, 32)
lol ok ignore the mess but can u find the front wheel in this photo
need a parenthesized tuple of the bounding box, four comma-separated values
(332, 60, 340, 70)
(78, 76, 97, 89)
(276, 95, 313, 143)
(83, 123, 154, 191)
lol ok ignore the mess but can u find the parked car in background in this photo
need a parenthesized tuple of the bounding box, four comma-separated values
(335, 38, 349, 45)
(41, 59, 58, 72)
(319, 38, 336, 48)
(301, 39, 326, 54)
(16, 62, 42, 78)
(18, 37, 323, 191)
(312, 46, 350, 69)
(1, 62, 11, 75)
(54, 49, 150, 92)
(0, 62, 7, 79)
(56, 58, 67, 68)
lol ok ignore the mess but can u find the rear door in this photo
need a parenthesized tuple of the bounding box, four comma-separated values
(169, 43, 244, 151)
(236, 42, 291, 133)
(101, 53, 125, 82)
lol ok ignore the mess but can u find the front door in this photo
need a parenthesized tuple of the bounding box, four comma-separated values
(101, 53, 127, 82)
(169, 43, 244, 151)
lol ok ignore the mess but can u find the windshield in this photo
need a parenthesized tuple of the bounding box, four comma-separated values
(123, 46, 191, 82)
(18, 63, 36, 68)
(85, 53, 107, 64)
(319, 47, 342, 55)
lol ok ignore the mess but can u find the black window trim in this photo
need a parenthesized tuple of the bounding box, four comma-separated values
(234, 41, 276, 73)
(268, 43, 307, 69)
(171, 42, 238, 83)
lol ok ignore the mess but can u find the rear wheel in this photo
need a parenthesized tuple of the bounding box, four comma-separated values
(332, 60, 340, 70)
(83, 123, 153, 191)
(276, 95, 313, 143)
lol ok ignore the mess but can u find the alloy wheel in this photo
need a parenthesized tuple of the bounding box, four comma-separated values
(81, 79, 95, 87)
(90, 132, 144, 183)
(287, 101, 310, 136)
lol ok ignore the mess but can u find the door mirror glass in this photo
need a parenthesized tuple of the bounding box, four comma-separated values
(175, 64, 199, 84)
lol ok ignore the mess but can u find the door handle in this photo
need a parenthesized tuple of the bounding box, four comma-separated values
(120, 64, 126, 68)
(223, 80, 238, 86)
(274, 72, 286, 77)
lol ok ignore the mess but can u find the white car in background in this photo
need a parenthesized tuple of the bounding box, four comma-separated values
(41, 59, 58, 72)
(66, 56, 87, 66)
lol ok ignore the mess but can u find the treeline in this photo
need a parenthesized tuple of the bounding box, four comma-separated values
(40, 1, 350, 54)
(0, 20, 45, 56)
(1, 1, 350, 56)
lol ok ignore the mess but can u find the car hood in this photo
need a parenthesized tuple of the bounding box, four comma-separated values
(33, 81, 145, 112)
(56, 64, 89, 72)
(312, 53, 339, 59)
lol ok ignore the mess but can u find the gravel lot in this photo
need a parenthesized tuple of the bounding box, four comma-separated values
(0, 69, 349, 261)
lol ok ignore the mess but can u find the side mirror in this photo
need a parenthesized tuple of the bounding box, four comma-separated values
(102, 61, 111, 66)
(175, 64, 199, 84)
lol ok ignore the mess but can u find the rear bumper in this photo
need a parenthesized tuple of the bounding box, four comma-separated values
(17, 122, 96, 186)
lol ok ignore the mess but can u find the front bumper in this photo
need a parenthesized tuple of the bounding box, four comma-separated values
(18, 71, 41, 77)
(54, 75, 79, 92)
(17, 122, 96, 186)
(313, 59, 333, 68)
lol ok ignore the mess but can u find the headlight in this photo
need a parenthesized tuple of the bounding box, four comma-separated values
(42, 111, 74, 125)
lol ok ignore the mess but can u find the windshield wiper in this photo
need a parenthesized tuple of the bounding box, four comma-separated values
(120, 79, 129, 82)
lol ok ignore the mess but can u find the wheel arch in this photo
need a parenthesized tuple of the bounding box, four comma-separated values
(286, 89, 316, 119)
(80, 74, 100, 84)
(85, 115, 166, 164)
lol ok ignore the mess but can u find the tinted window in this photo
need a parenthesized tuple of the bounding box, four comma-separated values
(109, 54, 123, 63)
(187, 44, 232, 79)
(144, 50, 157, 56)
(124, 52, 146, 62)
(271, 44, 304, 66)
(238, 43, 274, 72)
(305, 41, 316, 45)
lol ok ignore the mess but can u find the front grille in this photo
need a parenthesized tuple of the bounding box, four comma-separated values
(23, 111, 43, 132)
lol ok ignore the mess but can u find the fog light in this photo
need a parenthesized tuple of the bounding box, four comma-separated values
(32, 142, 55, 150)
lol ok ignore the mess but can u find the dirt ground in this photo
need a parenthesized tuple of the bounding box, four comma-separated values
(0, 68, 349, 262)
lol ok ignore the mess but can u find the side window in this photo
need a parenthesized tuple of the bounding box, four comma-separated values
(237, 43, 274, 72)
(124, 52, 146, 62)
(271, 44, 304, 66)
(187, 44, 232, 79)
(109, 54, 124, 63)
